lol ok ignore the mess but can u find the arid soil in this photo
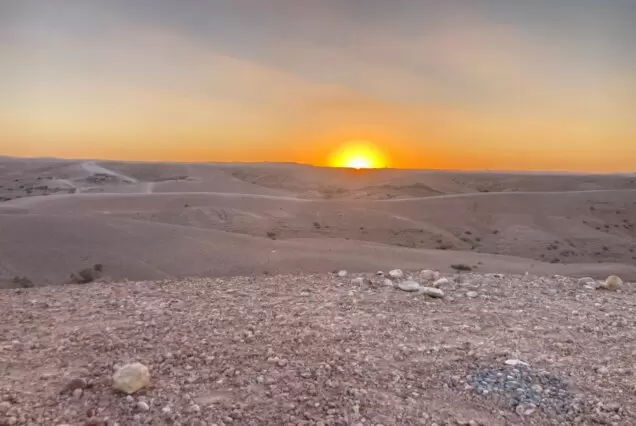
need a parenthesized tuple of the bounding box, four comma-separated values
(1, 271, 635, 425)
(1, 157, 636, 287)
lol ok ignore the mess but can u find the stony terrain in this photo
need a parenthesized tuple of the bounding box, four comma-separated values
(1, 271, 636, 425)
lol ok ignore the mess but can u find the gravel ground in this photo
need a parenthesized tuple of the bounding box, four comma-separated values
(1, 272, 636, 425)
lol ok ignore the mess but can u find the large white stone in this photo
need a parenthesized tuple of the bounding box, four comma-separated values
(397, 280, 420, 292)
(419, 287, 445, 298)
(112, 363, 150, 395)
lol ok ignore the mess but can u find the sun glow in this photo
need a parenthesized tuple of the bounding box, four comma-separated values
(328, 141, 388, 169)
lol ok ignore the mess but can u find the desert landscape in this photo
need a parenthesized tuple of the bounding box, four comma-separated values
(2, 156, 636, 425)
(1, 156, 636, 287)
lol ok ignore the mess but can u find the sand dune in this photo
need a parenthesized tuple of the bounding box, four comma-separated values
(1, 157, 635, 286)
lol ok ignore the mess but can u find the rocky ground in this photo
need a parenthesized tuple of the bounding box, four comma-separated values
(1, 271, 636, 425)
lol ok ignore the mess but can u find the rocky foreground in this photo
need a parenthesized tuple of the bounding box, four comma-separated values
(1, 271, 636, 425)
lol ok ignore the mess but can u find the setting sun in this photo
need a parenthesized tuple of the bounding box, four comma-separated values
(328, 141, 388, 169)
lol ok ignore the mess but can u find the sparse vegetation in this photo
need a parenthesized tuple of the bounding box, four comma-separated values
(266, 231, 277, 240)
(313, 222, 321, 229)
(451, 263, 472, 272)
(69, 264, 103, 284)
(12, 276, 34, 288)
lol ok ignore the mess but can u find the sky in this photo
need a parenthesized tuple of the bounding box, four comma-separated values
(1, 0, 635, 171)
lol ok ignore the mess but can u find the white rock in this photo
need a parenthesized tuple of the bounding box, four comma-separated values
(72, 388, 83, 399)
(383, 279, 394, 287)
(112, 363, 151, 395)
(516, 403, 536, 416)
(466, 291, 478, 299)
(397, 280, 420, 292)
(420, 270, 438, 282)
(389, 269, 404, 279)
(337, 270, 348, 278)
(596, 366, 610, 375)
(351, 277, 364, 285)
(137, 401, 150, 412)
(505, 359, 529, 367)
(162, 406, 172, 415)
(433, 277, 450, 288)
(599, 275, 623, 291)
(419, 287, 445, 298)
(578, 277, 596, 285)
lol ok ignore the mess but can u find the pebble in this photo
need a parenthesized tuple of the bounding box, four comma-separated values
(420, 270, 438, 281)
(466, 291, 479, 299)
(578, 277, 596, 286)
(137, 401, 150, 412)
(516, 403, 537, 416)
(397, 280, 420, 292)
(337, 270, 348, 278)
(389, 269, 404, 279)
(72, 388, 83, 399)
(351, 277, 364, 285)
(383, 279, 394, 287)
(162, 406, 172, 415)
(419, 287, 445, 298)
(505, 359, 530, 367)
(433, 278, 450, 287)
(596, 366, 609, 375)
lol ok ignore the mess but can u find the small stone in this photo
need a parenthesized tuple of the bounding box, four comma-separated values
(6, 417, 17, 425)
(351, 277, 364, 285)
(599, 275, 623, 291)
(61, 377, 87, 394)
(389, 269, 404, 279)
(126, 395, 135, 403)
(277, 359, 288, 367)
(420, 270, 438, 282)
(337, 270, 348, 278)
(433, 277, 450, 287)
(72, 388, 83, 399)
(466, 291, 478, 299)
(383, 279, 394, 287)
(0, 402, 11, 413)
(162, 406, 172, 415)
(189, 404, 201, 413)
(596, 366, 610, 375)
(505, 359, 529, 367)
(397, 280, 420, 292)
(578, 277, 596, 285)
(516, 403, 536, 416)
(531, 384, 543, 393)
(419, 287, 445, 298)
(137, 401, 150, 412)
(112, 363, 151, 394)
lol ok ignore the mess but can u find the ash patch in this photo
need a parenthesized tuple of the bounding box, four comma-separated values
(468, 364, 582, 416)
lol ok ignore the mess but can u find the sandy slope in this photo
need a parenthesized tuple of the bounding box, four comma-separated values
(1, 157, 635, 286)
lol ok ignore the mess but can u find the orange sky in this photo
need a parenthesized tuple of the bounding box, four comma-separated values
(2, 1, 635, 172)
